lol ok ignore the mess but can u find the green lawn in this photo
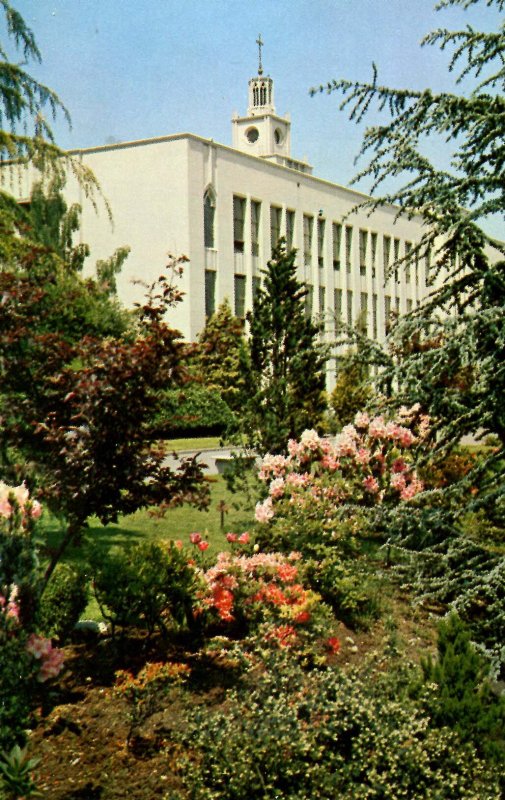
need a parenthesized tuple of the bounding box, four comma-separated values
(164, 436, 222, 452)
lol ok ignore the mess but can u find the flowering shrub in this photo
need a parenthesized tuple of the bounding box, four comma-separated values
(0, 483, 64, 751)
(197, 549, 337, 660)
(255, 409, 427, 525)
(115, 661, 190, 750)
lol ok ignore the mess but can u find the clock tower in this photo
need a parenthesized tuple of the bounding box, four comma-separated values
(232, 36, 311, 173)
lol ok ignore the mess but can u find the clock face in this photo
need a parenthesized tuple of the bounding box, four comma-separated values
(246, 127, 259, 143)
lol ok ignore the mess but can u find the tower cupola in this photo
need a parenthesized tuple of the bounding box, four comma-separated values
(231, 36, 312, 173)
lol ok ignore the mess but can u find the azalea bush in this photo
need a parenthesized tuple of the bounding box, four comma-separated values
(0, 483, 64, 751)
(194, 543, 338, 662)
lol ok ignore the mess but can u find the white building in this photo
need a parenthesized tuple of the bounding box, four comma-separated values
(6, 48, 430, 386)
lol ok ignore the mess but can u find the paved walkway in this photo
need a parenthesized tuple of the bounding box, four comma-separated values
(163, 446, 253, 475)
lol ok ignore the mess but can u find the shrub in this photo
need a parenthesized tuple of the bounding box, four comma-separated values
(90, 540, 200, 636)
(195, 546, 338, 662)
(37, 563, 88, 643)
(417, 614, 505, 773)
(153, 383, 236, 438)
(303, 552, 381, 630)
(171, 652, 500, 799)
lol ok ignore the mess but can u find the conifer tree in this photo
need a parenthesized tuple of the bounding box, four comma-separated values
(245, 242, 327, 455)
(195, 298, 251, 413)
(314, 0, 505, 505)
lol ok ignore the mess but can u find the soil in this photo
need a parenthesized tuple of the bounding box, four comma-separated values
(27, 596, 438, 800)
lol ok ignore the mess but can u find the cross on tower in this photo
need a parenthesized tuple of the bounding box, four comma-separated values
(256, 34, 264, 75)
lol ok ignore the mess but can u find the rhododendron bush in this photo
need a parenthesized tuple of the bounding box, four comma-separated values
(253, 408, 428, 556)
(0, 483, 64, 751)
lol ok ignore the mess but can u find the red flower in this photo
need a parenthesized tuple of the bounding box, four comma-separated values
(325, 636, 341, 655)
(294, 610, 311, 625)
(226, 532, 238, 543)
(197, 540, 209, 551)
(189, 532, 202, 544)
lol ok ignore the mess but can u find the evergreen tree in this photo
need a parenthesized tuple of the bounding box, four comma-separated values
(245, 241, 327, 455)
(419, 614, 505, 771)
(330, 350, 372, 431)
(314, 0, 505, 505)
(195, 298, 251, 413)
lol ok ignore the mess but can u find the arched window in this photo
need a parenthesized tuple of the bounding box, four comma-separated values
(204, 187, 216, 248)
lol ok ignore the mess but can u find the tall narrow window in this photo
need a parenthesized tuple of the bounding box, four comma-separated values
(204, 189, 215, 248)
(371, 232, 377, 278)
(303, 215, 313, 265)
(405, 241, 412, 284)
(234, 274, 246, 318)
(345, 226, 353, 273)
(383, 235, 391, 277)
(372, 294, 378, 339)
(286, 209, 295, 251)
(406, 298, 413, 313)
(359, 229, 368, 276)
(270, 205, 282, 251)
(252, 276, 261, 303)
(305, 284, 313, 318)
(319, 286, 326, 313)
(393, 238, 400, 283)
(317, 217, 325, 267)
(233, 195, 246, 253)
(332, 223, 342, 270)
(346, 290, 353, 325)
(385, 295, 392, 333)
(251, 200, 261, 256)
(359, 292, 368, 332)
(205, 270, 216, 318)
(334, 288, 342, 318)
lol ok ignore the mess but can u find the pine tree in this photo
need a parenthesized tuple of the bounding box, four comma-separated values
(245, 241, 327, 455)
(195, 298, 251, 413)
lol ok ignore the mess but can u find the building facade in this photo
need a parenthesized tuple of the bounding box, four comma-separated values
(5, 54, 430, 387)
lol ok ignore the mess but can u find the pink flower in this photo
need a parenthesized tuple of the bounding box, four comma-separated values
(391, 457, 407, 473)
(30, 500, 42, 519)
(368, 416, 387, 438)
(363, 475, 380, 494)
(189, 532, 202, 545)
(226, 532, 238, 543)
(355, 447, 371, 466)
(197, 540, 209, 551)
(37, 648, 65, 682)
(390, 472, 407, 492)
(255, 497, 274, 523)
(174, 539, 183, 549)
(269, 477, 285, 499)
(300, 429, 320, 451)
(26, 633, 52, 659)
(238, 532, 250, 544)
(354, 411, 370, 429)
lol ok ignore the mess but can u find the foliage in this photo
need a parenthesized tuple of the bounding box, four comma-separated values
(195, 545, 337, 661)
(171, 651, 500, 799)
(0, 744, 41, 800)
(244, 241, 327, 455)
(303, 552, 381, 631)
(253, 410, 428, 541)
(153, 383, 236, 438)
(37, 563, 88, 643)
(194, 299, 251, 413)
(0, 485, 64, 752)
(90, 540, 201, 637)
(387, 506, 505, 676)
(329, 350, 373, 432)
(114, 661, 190, 751)
(313, 0, 505, 510)
(417, 614, 505, 774)
(30, 266, 209, 584)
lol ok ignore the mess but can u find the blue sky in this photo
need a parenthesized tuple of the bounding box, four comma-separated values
(7, 1, 504, 237)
